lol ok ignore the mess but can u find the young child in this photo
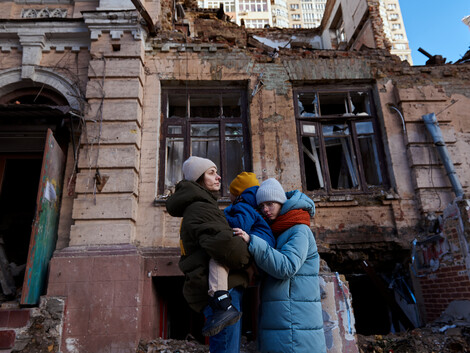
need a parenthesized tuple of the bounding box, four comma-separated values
(203, 172, 275, 337)
(224, 172, 275, 248)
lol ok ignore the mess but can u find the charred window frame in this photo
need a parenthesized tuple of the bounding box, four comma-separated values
(159, 87, 251, 197)
(294, 86, 388, 195)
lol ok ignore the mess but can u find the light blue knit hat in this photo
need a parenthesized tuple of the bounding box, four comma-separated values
(256, 178, 287, 205)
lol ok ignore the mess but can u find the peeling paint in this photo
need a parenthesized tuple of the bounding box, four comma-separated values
(322, 310, 338, 350)
(66, 338, 80, 353)
(263, 112, 284, 123)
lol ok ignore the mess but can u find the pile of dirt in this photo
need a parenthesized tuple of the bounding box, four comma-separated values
(137, 336, 259, 353)
(137, 327, 470, 353)
(357, 326, 470, 353)
(136, 337, 208, 353)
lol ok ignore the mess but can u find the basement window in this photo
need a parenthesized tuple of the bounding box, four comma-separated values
(159, 85, 251, 197)
(294, 86, 387, 194)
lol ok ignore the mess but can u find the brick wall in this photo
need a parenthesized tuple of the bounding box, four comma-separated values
(416, 199, 470, 322)
(418, 264, 470, 322)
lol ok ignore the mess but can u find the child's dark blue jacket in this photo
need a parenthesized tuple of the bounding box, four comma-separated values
(224, 186, 275, 248)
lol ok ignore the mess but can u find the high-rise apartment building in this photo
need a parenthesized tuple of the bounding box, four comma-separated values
(199, 0, 273, 28)
(198, 0, 412, 65)
(379, 0, 413, 64)
(272, 0, 289, 28)
(278, 0, 326, 29)
(199, 0, 324, 29)
(299, 0, 326, 28)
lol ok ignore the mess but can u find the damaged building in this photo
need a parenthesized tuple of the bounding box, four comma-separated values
(0, 0, 469, 352)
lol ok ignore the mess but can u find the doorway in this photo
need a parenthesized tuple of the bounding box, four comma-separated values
(0, 88, 73, 305)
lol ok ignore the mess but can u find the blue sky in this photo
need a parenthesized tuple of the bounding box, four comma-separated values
(399, 0, 470, 65)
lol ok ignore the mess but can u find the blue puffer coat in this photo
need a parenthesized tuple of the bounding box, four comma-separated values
(248, 190, 326, 353)
(224, 186, 275, 248)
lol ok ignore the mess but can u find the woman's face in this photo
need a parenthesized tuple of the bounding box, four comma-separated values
(201, 167, 221, 192)
(259, 201, 282, 221)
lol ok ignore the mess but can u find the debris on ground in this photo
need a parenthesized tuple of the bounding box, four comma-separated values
(137, 335, 259, 353)
(136, 337, 208, 353)
(357, 326, 470, 353)
(358, 300, 470, 353)
(139, 301, 470, 353)
(136, 327, 470, 353)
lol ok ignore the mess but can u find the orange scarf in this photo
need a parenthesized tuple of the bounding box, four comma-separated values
(270, 209, 311, 237)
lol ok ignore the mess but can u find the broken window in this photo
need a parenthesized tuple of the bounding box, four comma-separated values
(329, 6, 346, 48)
(159, 86, 250, 197)
(295, 87, 386, 194)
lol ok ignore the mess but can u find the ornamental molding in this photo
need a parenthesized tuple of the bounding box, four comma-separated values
(21, 8, 68, 19)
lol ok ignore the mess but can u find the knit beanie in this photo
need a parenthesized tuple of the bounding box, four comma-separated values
(182, 156, 217, 182)
(229, 172, 260, 197)
(256, 178, 287, 205)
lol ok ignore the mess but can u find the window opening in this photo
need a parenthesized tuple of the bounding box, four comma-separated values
(295, 87, 386, 194)
(323, 123, 359, 190)
(329, 6, 346, 48)
(159, 86, 250, 197)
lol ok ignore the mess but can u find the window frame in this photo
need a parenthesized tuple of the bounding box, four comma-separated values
(158, 86, 252, 197)
(294, 85, 388, 196)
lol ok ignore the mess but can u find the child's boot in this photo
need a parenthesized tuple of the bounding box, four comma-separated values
(202, 290, 242, 336)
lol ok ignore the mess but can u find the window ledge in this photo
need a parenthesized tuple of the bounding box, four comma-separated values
(312, 190, 400, 207)
(153, 196, 232, 206)
(316, 199, 359, 207)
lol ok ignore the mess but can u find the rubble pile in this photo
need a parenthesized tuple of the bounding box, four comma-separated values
(136, 338, 208, 353)
(358, 299, 470, 353)
(357, 325, 470, 353)
(136, 336, 259, 353)
(357, 326, 470, 353)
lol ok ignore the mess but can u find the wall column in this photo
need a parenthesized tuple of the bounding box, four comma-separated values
(47, 9, 152, 353)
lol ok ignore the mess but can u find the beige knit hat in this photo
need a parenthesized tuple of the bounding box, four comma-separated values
(182, 156, 217, 182)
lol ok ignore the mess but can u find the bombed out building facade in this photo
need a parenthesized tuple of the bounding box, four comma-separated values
(0, 0, 469, 351)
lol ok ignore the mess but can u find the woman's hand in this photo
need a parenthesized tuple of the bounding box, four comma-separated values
(233, 228, 250, 243)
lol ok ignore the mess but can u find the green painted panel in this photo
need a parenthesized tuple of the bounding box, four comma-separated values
(21, 129, 65, 305)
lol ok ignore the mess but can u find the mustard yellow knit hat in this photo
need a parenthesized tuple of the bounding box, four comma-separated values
(229, 172, 260, 197)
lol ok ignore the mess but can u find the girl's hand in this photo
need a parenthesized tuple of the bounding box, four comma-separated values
(233, 228, 250, 243)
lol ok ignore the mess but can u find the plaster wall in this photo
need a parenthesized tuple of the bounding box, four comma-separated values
(350, 19, 376, 51)
(320, 0, 368, 49)
(134, 46, 430, 252)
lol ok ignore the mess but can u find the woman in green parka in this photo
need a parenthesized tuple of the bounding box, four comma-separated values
(165, 156, 251, 353)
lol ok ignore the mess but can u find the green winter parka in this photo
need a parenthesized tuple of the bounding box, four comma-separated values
(165, 180, 251, 312)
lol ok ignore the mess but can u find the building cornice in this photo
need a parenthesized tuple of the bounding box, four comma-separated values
(82, 10, 146, 41)
(0, 20, 90, 52)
